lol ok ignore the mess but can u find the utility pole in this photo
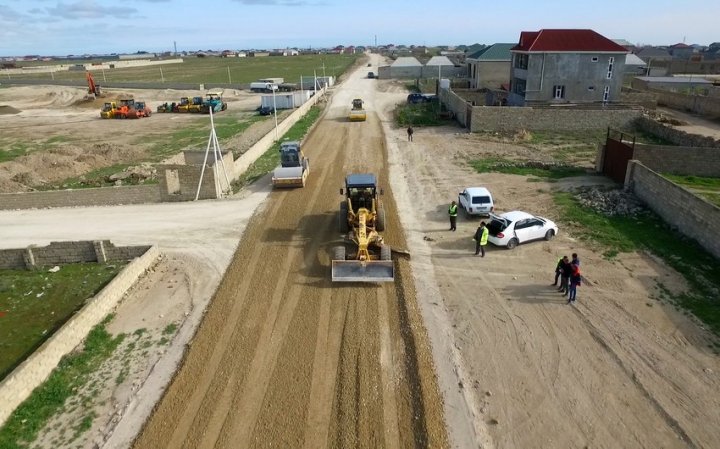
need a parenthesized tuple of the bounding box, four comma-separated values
(174, 41, 177, 56)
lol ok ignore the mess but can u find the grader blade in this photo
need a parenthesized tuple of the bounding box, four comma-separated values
(331, 260, 394, 282)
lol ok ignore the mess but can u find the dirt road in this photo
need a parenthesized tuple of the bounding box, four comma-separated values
(131, 57, 448, 449)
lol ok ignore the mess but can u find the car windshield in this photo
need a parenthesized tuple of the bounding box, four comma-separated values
(471, 196, 491, 204)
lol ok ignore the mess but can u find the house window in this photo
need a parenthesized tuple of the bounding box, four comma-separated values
(603, 85, 610, 102)
(591, 57, 599, 62)
(588, 86, 595, 91)
(553, 85, 565, 99)
(514, 53, 529, 70)
(607, 56, 615, 79)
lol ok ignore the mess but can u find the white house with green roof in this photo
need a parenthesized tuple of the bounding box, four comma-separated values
(466, 43, 515, 89)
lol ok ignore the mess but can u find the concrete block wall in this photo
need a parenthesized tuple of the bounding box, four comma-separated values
(633, 144, 720, 177)
(0, 249, 26, 270)
(0, 185, 162, 211)
(626, 161, 720, 260)
(652, 89, 720, 117)
(439, 88, 469, 128)
(0, 246, 160, 427)
(468, 106, 640, 132)
(634, 116, 720, 148)
(0, 241, 152, 270)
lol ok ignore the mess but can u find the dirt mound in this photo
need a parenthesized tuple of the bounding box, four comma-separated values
(0, 105, 20, 114)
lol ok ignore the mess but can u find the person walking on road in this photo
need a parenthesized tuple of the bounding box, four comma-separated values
(407, 126, 414, 141)
(568, 263, 582, 304)
(558, 256, 572, 295)
(474, 222, 489, 257)
(448, 201, 458, 231)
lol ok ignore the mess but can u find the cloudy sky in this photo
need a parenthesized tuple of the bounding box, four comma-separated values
(0, 0, 717, 56)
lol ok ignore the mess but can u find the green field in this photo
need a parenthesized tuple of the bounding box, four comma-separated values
(5, 54, 361, 85)
(0, 263, 127, 380)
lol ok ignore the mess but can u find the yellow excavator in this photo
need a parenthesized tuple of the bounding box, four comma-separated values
(332, 173, 394, 282)
(348, 98, 367, 121)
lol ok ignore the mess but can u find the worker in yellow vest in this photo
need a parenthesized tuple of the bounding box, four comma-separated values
(474, 222, 489, 257)
(448, 201, 458, 231)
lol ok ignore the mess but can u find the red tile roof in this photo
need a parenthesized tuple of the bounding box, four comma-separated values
(512, 29, 628, 53)
(670, 43, 692, 48)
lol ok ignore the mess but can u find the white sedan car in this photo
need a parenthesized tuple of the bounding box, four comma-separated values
(487, 211, 558, 249)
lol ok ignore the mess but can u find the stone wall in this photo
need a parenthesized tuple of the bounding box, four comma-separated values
(634, 116, 720, 148)
(438, 88, 470, 128)
(0, 185, 161, 211)
(626, 161, 720, 260)
(632, 144, 720, 177)
(0, 246, 159, 427)
(157, 150, 235, 202)
(653, 89, 720, 117)
(0, 241, 152, 270)
(468, 106, 640, 132)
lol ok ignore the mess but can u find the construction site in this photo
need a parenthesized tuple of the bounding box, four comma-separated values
(1, 52, 720, 449)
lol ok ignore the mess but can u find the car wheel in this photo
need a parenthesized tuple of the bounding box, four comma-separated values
(544, 230, 555, 241)
(506, 238, 519, 250)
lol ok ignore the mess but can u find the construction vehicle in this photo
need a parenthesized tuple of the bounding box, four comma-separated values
(348, 98, 367, 122)
(174, 97, 191, 112)
(331, 174, 394, 282)
(156, 102, 177, 113)
(271, 141, 309, 188)
(200, 93, 227, 113)
(113, 98, 135, 119)
(100, 101, 117, 119)
(126, 101, 152, 118)
(85, 71, 102, 99)
(181, 96, 203, 113)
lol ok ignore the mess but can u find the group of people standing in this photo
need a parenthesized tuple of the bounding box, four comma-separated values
(554, 253, 582, 304)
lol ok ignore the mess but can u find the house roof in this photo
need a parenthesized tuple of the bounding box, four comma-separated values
(391, 56, 422, 67)
(612, 39, 634, 48)
(512, 29, 628, 53)
(670, 43, 692, 49)
(469, 43, 515, 61)
(425, 55, 455, 66)
(625, 53, 646, 66)
(636, 47, 672, 58)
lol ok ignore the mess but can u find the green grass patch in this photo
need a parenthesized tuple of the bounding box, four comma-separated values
(663, 174, 720, 191)
(6, 54, 360, 85)
(700, 192, 720, 207)
(162, 323, 178, 335)
(395, 101, 449, 127)
(469, 157, 587, 179)
(0, 263, 126, 380)
(0, 136, 75, 164)
(0, 320, 124, 448)
(554, 192, 720, 335)
(232, 105, 322, 191)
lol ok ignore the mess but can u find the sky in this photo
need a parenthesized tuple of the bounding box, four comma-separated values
(0, 0, 718, 56)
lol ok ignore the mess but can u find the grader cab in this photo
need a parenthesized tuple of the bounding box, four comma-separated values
(331, 174, 393, 282)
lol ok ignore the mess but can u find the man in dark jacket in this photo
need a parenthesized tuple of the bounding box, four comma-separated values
(558, 256, 572, 295)
(474, 222, 489, 257)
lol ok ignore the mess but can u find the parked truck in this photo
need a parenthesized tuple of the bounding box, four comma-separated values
(250, 78, 284, 93)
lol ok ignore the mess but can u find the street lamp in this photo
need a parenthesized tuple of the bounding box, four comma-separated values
(271, 84, 279, 141)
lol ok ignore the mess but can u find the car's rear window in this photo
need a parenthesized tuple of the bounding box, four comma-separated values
(472, 196, 491, 205)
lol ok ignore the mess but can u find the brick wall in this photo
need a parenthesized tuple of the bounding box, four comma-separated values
(0, 185, 161, 211)
(652, 89, 720, 117)
(634, 116, 720, 148)
(468, 106, 640, 132)
(633, 144, 720, 177)
(0, 246, 159, 427)
(626, 161, 720, 260)
(0, 241, 152, 269)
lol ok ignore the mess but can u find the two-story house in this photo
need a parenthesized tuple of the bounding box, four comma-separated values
(508, 29, 628, 106)
(466, 43, 515, 89)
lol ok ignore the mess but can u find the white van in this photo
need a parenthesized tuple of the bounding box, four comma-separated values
(458, 187, 494, 216)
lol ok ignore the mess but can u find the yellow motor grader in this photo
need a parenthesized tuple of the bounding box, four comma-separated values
(332, 173, 393, 282)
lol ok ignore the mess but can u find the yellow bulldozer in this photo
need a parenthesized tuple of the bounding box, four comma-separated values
(332, 173, 393, 282)
(348, 98, 367, 122)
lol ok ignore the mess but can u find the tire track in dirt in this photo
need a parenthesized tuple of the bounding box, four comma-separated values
(133, 71, 449, 449)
